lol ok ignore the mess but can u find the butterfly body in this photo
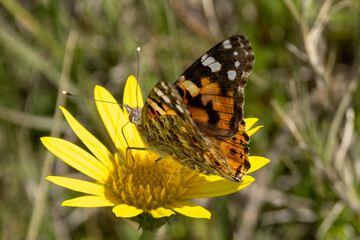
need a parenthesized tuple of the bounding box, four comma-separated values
(127, 35, 254, 182)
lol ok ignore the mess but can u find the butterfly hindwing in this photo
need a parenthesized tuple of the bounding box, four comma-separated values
(207, 119, 251, 178)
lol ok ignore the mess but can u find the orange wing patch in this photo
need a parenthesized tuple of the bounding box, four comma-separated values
(188, 106, 236, 132)
(177, 78, 200, 104)
(187, 106, 209, 122)
(208, 120, 250, 179)
(177, 76, 242, 138)
(200, 95, 234, 113)
(148, 99, 178, 118)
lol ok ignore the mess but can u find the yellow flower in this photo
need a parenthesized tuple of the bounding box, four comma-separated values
(42, 75, 269, 220)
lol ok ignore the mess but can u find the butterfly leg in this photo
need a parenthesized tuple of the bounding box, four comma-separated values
(121, 122, 131, 148)
(153, 156, 171, 187)
(125, 146, 147, 162)
(121, 121, 148, 162)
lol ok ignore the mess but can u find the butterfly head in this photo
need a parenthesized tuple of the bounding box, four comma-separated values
(125, 105, 142, 126)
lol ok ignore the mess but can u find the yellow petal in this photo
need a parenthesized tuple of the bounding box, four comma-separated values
(150, 207, 175, 218)
(60, 106, 113, 170)
(94, 85, 129, 157)
(184, 175, 254, 198)
(247, 156, 271, 174)
(62, 196, 115, 207)
(112, 204, 143, 218)
(123, 75, 144, 109)
(122, 76, 146, 152)
(125, 124, 146, 150)
(245, 118, 259, 131)
(41, 137, 108, 183)
(170, 202, 211, 219)
(46, 176, 106, 196)
(248, 125, 263, 137)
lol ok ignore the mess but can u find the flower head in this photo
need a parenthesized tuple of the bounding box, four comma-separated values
(42, 75, 269, 220)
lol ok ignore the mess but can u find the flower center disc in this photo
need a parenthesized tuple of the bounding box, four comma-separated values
(110, 154, 195, 211)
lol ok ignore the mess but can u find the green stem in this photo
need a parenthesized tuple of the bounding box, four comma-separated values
(139, 229, 157, 240)
(130, 213, 170, 240)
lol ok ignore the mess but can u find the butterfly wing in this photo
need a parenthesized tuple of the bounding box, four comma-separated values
(138, 81, 206, 165)
(136, 81, 243, 180)
(206, 119, 251, 180)
(174, 35, 254, 138)
(130, 35, 255, 181)
(174, 35, 254, 179)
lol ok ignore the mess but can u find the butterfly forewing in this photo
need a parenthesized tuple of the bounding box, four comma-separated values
(139, 81, 200, 150)
(174, 35, 254, 138)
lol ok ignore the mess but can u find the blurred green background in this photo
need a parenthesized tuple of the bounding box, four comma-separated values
(0, 0, 359, 239)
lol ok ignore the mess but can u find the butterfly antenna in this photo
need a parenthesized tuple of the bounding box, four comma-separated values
(62, 91, 123, 106)
(136, 47, 141, 108)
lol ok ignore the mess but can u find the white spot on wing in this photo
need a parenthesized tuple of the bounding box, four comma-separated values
(223, 39, 232, 49)
(233, 51, 238, 56)
(202, 56, 215, 66)
(227, 70, 237, 81)
(157, 89, 164, 96)
(209, 62, 221, 72)
(201, 53, 208, 62)
(162, 95, 171, 103)
(176, 104, 184, 113)
(202, 55, 221, 72)
(171, 91, 177, 97)
(160, 82, 168, 89)
(235, 61, 240, 68)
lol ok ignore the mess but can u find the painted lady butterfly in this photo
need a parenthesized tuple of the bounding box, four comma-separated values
(126, 35, 254, 182)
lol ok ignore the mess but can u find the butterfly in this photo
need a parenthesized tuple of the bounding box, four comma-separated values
(126, 35, 254, 182)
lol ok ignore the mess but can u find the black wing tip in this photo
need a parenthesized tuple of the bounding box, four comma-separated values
(228, 34, 249, 42)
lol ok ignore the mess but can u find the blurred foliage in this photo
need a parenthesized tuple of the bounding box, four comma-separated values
(0, 0, 359, 239)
